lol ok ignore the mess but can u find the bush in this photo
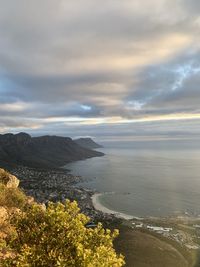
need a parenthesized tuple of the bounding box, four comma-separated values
(0, 184, 27, 209)
(3, 200, 125, 267)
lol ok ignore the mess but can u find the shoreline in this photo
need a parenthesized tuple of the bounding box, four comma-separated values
(10, 165, 200, 223)
(7, 165, 200, 265)
(9, 165, 120, 222)
(91, 192, 200, 222)
(92, 193, 142, 220)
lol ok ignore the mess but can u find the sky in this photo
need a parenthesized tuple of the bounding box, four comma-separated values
(1, 0, 200, 141)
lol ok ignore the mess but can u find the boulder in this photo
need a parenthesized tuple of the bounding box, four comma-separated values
(0, 168, 19, 188)
(5, 174, 19, 188)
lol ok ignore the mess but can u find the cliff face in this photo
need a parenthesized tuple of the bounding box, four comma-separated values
(74, 138, 103, 149)
(0, 133, 104, 169)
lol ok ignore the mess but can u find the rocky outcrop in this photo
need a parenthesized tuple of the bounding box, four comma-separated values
(0, 168, 19, 188)
(0, 133, 104, 169)
(5, 174, 19, 188)
(0, 169, 20, 228)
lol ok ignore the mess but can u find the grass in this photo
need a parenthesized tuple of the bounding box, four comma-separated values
(107, 222, 199, 267)
(115, 225, 187, 267)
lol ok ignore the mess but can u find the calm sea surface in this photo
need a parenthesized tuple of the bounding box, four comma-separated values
(66, 139, 200, 217)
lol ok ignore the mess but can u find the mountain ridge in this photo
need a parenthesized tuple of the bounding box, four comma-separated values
(0, 133, 104, 169)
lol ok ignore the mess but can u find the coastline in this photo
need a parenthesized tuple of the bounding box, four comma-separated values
(92, 193, 141, 220)
(91, 193, 200, 222)
(6, 165, 200, 266)
(9, 165, 120, 222)
(10, 165, 200, 223)
(8, 164, 200, 260)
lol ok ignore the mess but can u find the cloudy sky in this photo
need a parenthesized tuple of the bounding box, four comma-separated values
(1, 0, 200, 140)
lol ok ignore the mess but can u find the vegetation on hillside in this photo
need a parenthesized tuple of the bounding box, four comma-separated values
(0, 169, 124, 267)
(0, 184, 27, 209)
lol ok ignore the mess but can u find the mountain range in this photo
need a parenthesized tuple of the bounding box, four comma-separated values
(0, 133, 104, 169)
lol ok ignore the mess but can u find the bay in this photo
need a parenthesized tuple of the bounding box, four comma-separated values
(66, 139, 200, 217)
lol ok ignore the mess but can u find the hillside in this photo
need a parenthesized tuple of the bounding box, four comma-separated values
(0, 133, 104, 169)
(0, 168, 123, 266)
(74, 138, 103, 149)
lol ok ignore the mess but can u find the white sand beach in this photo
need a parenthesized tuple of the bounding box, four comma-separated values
(92, 193, 137, 220)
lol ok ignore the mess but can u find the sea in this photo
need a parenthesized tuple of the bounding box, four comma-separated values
(66, 139, 200, 218)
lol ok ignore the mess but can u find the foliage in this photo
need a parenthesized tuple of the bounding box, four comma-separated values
(0, 184, 27, 209)
(3, 200, 125, 267)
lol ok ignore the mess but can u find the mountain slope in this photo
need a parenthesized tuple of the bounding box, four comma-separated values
(0, 133, 104, 169)
(74, 138, 103, 149)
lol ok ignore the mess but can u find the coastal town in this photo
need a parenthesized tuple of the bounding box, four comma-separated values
(130, 219, 200, 251)
(10, 165, 117, 223)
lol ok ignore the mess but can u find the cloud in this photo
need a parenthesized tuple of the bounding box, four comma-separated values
(0, 0, 200, 137)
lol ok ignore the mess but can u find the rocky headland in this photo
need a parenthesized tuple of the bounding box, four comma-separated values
(74, 137, 103, 149)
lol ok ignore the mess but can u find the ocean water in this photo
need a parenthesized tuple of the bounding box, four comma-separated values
(66, 139, 200, 217)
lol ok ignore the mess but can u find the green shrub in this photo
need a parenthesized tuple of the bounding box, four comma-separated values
(3, 200, 125, 267)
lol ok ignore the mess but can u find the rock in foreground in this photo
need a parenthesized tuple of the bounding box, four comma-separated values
(0, 169, 19, 188)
